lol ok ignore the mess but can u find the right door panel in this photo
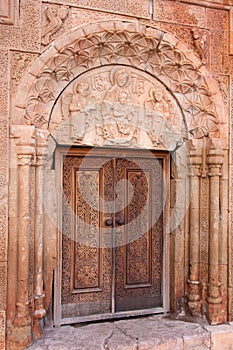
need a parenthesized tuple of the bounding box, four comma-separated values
(115, 157, 164, 312)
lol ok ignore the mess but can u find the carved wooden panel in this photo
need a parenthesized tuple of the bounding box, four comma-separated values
(115, 158, 163, 311)
(125, 170, 151, 286)
(74, 170, 100, 290)
(62, 155, 113, 318)
(62, 151, 164, 318)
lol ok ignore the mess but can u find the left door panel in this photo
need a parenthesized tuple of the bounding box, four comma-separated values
(62, 155, 113, 318)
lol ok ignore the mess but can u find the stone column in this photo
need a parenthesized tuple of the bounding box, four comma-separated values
(206, 146, 224, 324)
(169, 147, 187, 313)
(188, 142, 202, 316)
(33, 129, 48, 339)
(10, 125, 35, 348)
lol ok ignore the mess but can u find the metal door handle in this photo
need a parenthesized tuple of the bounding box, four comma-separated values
(105, 219, 113, 226)
(117, 219, 124, 225)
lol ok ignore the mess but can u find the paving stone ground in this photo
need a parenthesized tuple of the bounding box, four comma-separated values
(27, 315, 219, 350)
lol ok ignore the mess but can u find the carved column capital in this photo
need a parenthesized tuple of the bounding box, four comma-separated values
(207, 141, 224, 167)
(35, 156, 46, 167)
(35, 129, 49, 150)
(35, 129, 49, 166)
(188, 139, 203, 177)
(188, 156, 202, 177)
(10, 125, 36, 157)
(207, 152, 223, 175)
(208, 164, 222, 177)
(17, 154, 33, 166)
(188, 164, 201, 177)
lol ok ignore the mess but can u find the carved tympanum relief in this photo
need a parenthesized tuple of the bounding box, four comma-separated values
(51, 66, 184, 150)
(22, 24, 220, 141)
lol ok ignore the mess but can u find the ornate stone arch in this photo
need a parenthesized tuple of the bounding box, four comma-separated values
(14, 20, 224, 140)
(8, 20, 228, 349)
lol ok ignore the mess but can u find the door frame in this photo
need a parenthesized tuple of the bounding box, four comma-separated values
(54, 146, 170, 326)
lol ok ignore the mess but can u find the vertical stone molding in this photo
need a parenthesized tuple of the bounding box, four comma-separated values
(33, 130, 48, 340)
(207, 144, 224, 324)
(169, 148, 188, 313)
(188, 141, 202, 316)
(10, 125, 36, 348)
(229, 9, 233, 55)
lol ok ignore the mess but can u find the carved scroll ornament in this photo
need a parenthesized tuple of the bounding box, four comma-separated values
(22, 22, 220, 140)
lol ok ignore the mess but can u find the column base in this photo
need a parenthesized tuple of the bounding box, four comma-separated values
(188, 299, 201, 317)
(188, 280, 201, 316)
(7, 317, 32, 350)
(33, 318, 44, 341)
(33, 307, 46, 340)
(206, 302, 224, 324)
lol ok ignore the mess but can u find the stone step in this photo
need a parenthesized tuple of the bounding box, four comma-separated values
(27, 315, 233, 350)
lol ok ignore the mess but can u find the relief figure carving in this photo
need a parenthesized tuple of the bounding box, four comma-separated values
(42, 6, 69, 45)
(54, 66, 185, 149)
(216, 75, 228, 106)
(68, 81, 96, 142)
(144, 88, 170, 146)
(191, 28, 207, 65)
(101, 68, 139, 145)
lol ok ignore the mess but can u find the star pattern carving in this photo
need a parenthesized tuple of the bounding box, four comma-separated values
(23, 22, 220, 139)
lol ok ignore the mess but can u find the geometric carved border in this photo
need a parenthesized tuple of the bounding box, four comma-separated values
(0, 0, 15, 25)
(0, 310, 5, 350)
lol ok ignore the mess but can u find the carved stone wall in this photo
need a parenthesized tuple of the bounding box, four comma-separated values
(0, 0, 232, 349)
(0, 0, 17, 25)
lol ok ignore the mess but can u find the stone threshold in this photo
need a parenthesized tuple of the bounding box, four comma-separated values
(27, 315, 233, 350)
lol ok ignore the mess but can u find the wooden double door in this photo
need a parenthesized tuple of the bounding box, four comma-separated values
(61, 149, 168, 322)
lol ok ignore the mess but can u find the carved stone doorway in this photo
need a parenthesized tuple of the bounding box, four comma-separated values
(7, 19, 229, 349)
(55, 147, 170, 324)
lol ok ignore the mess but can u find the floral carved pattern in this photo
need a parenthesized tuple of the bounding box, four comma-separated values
(22, 21, 220, 139)
(62, 155, 113, 316)
(115, 157, 163, 310)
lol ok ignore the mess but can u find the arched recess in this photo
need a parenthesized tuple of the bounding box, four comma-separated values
(8, 20, 228, 348)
